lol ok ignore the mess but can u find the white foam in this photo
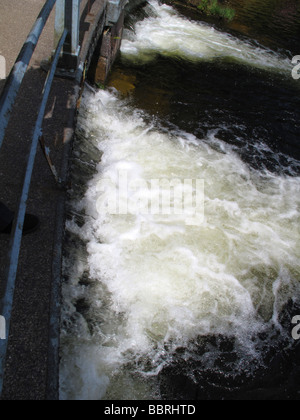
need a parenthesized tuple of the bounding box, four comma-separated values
(60, 89, 300, 400)
(121, 1, 292, 72)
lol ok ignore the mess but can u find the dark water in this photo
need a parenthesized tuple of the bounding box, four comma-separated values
(109, 0, 300, 175)
(113, 57, 300, 173)
(227, 0, 300, 56)
(104, 0, 300, 400)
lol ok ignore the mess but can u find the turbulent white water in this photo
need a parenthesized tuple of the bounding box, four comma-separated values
(121, 1, 292, 72)
(60, 2, 300, 400)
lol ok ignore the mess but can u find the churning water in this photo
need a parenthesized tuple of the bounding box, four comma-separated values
(121, 1, 292, 70)
(60, 1, 300, 400)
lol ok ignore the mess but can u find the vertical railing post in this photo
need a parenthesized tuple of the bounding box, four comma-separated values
(55, 0, 80, 72)
(54, 0, 65, 48)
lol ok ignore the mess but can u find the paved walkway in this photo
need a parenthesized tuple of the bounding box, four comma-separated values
(0, 0, 55, 74)
(0, 0, 101, 400)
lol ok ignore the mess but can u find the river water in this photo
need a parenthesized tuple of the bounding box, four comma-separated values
(60, 0, 300, 400)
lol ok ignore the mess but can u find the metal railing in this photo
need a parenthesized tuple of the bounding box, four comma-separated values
(0, 0, 82, 397)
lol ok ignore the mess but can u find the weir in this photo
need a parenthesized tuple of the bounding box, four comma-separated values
(60, 0, 300, 401)
(0, 0, 128, 400)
